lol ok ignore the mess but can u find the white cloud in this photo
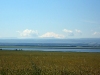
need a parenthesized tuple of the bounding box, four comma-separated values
(75, 29, 82, 35)
(17, 29, 38, 38)
(63, 29, 73, 33)
(63, 29, 74, 36)
(93, 32, 100, 35)
(40, 32, 65, 38)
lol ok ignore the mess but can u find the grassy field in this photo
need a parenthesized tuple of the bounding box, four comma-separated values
(0, 50, 100, 75)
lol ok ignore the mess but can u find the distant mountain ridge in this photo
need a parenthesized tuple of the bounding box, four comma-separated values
(0, 38, 100, 44)
(0, 39, 100, 50)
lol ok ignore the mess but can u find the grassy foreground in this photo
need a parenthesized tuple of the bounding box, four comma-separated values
(0, 50, 100, 75)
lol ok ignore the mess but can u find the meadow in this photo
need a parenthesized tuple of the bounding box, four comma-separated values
(0, 50, 100, 75)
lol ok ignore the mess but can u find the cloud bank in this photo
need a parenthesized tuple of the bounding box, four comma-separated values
(63, 29, 74, 36)
(93, 32, 100, 35)
(40, 32, 65, 38)
(17, 29, 38, 38)
(17, 29, 83, 39)
(75, 29, 82, 35)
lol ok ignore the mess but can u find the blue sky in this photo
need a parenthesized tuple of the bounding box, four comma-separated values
(0, 0, 100, 39)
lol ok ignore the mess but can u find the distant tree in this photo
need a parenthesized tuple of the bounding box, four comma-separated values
(0, 49, 2, 50)
(15, 49, 18, 51)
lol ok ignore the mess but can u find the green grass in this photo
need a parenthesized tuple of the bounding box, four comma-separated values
(0, 50, 100, 75)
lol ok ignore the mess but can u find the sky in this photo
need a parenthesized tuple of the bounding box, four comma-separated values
(0, 0, 100, 39)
